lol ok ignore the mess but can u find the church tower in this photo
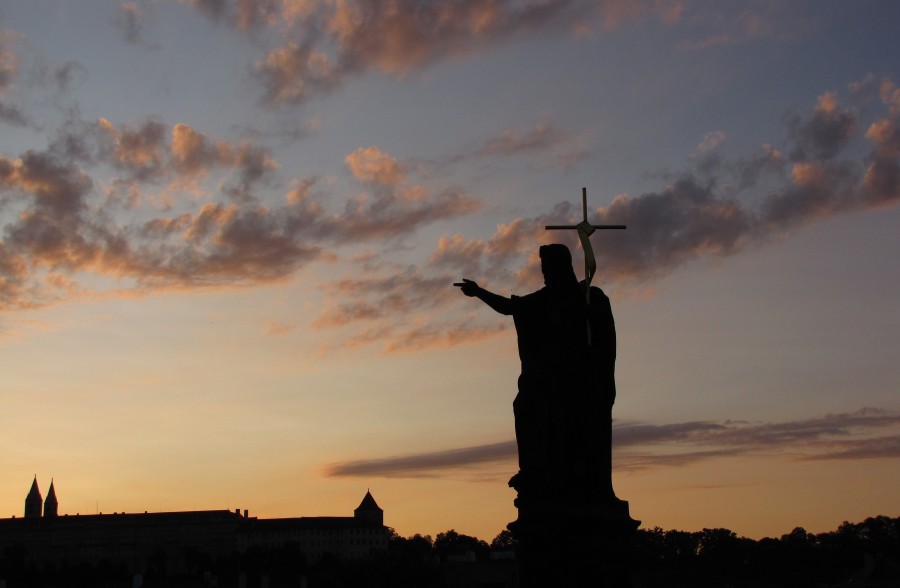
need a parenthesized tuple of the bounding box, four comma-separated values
(24, 477, 42, 518)
(44, 479, 58, 518)
(353, 490, 383, 526)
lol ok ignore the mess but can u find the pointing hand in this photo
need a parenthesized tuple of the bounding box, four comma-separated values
(453, 278, 480, 297)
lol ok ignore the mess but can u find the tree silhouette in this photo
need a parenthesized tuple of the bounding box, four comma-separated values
(433, 529, 490, 561)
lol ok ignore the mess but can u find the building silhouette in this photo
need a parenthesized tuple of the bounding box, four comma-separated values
(43, 480, 58, 518)
(1, 479, 389, 575)
(23, 477, 43, 519)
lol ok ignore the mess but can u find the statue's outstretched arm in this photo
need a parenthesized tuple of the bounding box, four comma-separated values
(454, 279, 514, 315)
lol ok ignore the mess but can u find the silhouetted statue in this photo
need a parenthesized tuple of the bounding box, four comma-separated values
(456, 190, 637, 587)
(456, 243, 617, 504)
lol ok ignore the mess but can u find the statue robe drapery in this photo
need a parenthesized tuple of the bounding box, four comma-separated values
(510, 281, 617, 501)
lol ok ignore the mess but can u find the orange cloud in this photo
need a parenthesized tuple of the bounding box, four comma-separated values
(255, 41, 341, 104)
(289, 80, 900, 353)
(383, 320, 508, 355)
(170, 123, 229, 176)
(0, 120, 481, 312)
(866, 118, 900, 156)
(243, 1, 643, 105)
(97, 117, 166, 179)
(314, 269, 456, 329)
(0, 29, 22, 96)
(786, 91, 858, 161)
(425, 86, 899, 292)
(175, 0, 690, 106)
(345, 146, 405, 186)
(0, 30, 27, 124)
(880, 78, 900, 116)
(790, 161, 825, 187)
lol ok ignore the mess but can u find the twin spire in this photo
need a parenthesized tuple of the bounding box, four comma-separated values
(25, 477, 58, 518)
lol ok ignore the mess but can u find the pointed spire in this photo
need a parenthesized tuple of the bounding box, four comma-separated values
(356, 490, 381, 512)
(25, 476, 43, 518)
(44, 479, 58, 518)
(354, 490, 384, 525)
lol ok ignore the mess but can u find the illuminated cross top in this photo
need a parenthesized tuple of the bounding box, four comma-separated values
(545, 187, 626, 305)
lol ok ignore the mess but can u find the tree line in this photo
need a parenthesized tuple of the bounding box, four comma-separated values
(389, 515, 900, 587)
(2, 515, 897, 586)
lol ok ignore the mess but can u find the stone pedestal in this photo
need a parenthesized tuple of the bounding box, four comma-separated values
(509, 495, 639, 588)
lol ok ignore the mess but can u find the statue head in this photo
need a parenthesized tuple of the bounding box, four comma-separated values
(539, 244, 577, 287)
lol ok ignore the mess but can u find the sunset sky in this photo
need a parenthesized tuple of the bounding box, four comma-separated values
(1, 1, 899, 542)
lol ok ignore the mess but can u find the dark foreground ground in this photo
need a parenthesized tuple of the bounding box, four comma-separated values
(2, 516, 898, 587)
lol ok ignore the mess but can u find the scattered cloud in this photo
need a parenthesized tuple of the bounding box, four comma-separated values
(475, 122, 569, 158)
(179, 0, 681, 106)
(180, 0, 229, 23)
(325, 441, 516, 478)
(418, 121, 589, 175)
(802, 435, 900, 461)
(429, 213, 560, 280)
(255, 40, 342, 105)
(313, 263, 507, 355)
(314, 269, 455, 329)
(345, 147, 404, 186)
(301, 84, 900, 352)
(97, 117, 167, 180)
(428, 85, 900, 288)
(382, 318, 508, 355)
(598, 0, 684, 31)
(0, 32, 19, 94)
(0, 30, 27, 126)
(471, 122, 589, 169)
(231, 116, 320, 146)
(3, 76, 898, 355)
(323, 408, 900, 478)
(785, 91, 859, 161)
(112, 2, 159, 49)
(694, 131, 727, 154)
(0, 117, 479, 310)
(678, 3, 816, 51)
(266, 320, 296, 335)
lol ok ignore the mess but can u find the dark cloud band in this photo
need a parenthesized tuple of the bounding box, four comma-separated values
(323, 408, 900, 478)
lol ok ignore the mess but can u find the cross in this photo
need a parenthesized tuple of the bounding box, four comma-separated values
(546, 187, 625, 343)
(546, 187, 626, 298)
